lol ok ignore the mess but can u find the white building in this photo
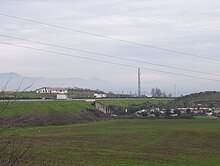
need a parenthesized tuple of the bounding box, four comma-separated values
(145, 94, 152, 98)
(36, 87, 68, 94)
(94, 93, 107, 98)
(56, 94, 68, 100)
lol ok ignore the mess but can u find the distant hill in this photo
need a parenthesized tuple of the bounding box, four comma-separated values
(172, 91, 220, 107)
(0, 72, 117, 92)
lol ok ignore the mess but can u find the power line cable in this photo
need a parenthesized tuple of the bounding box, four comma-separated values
(0, 13, 219, 62)
(1, 34, 219, 77)
(0, 41, 219, 82)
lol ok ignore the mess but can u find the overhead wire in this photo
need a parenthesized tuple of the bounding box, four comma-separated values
(0, 13, 219, 62)
(0, 41, 219, 82)
(0, 34, 219, 77)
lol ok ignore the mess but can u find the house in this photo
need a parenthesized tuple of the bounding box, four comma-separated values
(36, 87, 67, 94)
(94, 93, 107, 98)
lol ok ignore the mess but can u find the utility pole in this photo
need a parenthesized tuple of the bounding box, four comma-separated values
(138, 68, 141, 97)
(174, 83, 176, 98)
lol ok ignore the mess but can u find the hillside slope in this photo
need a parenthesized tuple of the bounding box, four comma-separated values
(0, 101, 106, 127)
(172, 91, 220, 107)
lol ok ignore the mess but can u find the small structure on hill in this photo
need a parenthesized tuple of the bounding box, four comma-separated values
(56, 94, 68, 100)
(94, 93, 107, 98)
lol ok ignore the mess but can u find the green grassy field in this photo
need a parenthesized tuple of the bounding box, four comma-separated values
(99, 99, 170, 107)
(1, 119, 219, 166)
(15, 91, 94, 99)
(1, 101, 94, 116)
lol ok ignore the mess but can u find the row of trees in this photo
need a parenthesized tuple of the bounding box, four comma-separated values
(151, 87, 172, 97)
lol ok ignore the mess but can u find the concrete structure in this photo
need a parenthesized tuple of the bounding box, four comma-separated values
(56, 94, 68, 100)
(36, 87, 67, 94)
(94, 102, 111, 114)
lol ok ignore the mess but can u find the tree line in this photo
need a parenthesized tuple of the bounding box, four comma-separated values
(151, 87, 172, 97)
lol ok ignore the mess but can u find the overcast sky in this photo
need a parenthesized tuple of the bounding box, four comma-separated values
(0, 0, 220, 95)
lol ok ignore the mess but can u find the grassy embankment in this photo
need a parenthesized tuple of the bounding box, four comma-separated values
(172, 91, 220, 107)
(0, 101, 102, 126)
(2, 101, 94, 117)
(0, 99, 171, 117)
(1, 119, 219, 166)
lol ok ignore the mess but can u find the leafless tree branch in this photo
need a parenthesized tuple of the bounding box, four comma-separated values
(0, 77, 35, 165)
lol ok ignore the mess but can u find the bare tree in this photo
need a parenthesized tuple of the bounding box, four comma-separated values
(151, 88, 156, 97)
(151, 87, 170, 98)
(151, 87, 163, 97)
(162, 91, 167, 97)
(0, 78, 35, 166)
